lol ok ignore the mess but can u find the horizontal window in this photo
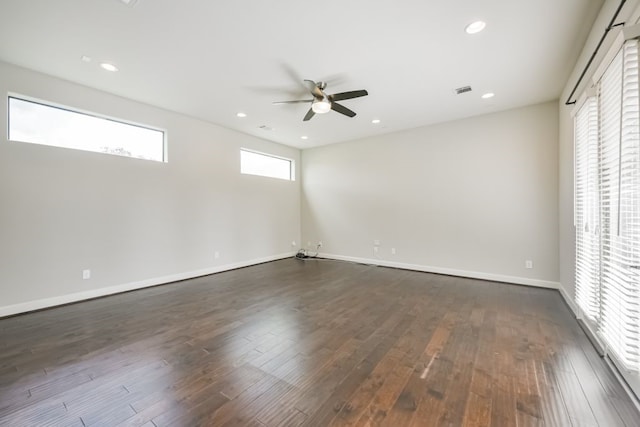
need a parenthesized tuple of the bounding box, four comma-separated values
(240, 149, 293, 181)
(8, 96, 165, 162)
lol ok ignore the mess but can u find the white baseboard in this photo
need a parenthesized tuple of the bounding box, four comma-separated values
(0, 252, 561, 317)
(0, 252, 295, 318)
(558, 283, 579, 315)
(318, 253, 560, 289)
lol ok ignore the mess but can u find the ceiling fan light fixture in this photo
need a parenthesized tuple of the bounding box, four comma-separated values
(275, 79, 368, 121)
(311, 99, 331, 114)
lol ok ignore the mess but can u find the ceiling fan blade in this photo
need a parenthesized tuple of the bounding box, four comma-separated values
(272, 100, 313, 105)
(303, 79, 324, 99)
(329, 90, 368, 102)
(331, 102, 356, 117)
(280, 62, 303, 86)
(303, 108, 315, 121)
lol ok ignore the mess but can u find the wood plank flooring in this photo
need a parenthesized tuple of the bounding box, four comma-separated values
(0, 258, 638, 426)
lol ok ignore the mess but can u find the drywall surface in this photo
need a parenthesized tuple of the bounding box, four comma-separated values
(302, 102, 559, 286)
(0, 61, 300, 314)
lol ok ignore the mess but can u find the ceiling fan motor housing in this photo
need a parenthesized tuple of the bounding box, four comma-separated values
(273, 79, 368, 121)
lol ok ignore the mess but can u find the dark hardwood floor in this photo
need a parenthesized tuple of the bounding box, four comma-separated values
(1, 259, 638, 426)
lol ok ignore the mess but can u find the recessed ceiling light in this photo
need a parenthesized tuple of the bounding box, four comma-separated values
(481, 92, 495, 99)
(81, 55, 92, 63)
(236, 112, 247, 118)
(371, 119, 381, 124)
(465, 21, 486, 34)
(120, 0, 138, 6)
(301, 136, 308, 140)
(100, 62, 118, 72)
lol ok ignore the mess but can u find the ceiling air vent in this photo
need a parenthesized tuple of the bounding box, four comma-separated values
(258, 125, 274, 131)
(454, 86, 472, 95)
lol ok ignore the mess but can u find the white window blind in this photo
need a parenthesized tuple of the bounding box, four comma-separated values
(575, 39, 640, 395)
(575, 97, 600, 322)
(598, 40, 640, 373)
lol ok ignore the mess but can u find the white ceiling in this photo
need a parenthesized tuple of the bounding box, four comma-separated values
(0, 0, 603, 149)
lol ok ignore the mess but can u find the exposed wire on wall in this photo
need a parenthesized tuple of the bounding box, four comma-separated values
(295, 244, 321, 260)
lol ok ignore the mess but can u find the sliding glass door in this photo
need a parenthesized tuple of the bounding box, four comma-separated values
(575, 39, 640, 397)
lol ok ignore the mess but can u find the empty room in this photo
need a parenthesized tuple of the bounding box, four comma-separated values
(1, 0, 639, 426)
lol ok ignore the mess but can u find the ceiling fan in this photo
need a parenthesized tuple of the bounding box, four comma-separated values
(273, 79, 368, 121)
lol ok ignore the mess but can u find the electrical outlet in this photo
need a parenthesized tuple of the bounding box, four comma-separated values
(291, 241, 296, 247)
(373, 247, 379, 254)
(82, 269, 91, 280)
(307, 241, 311, 247)
(318, 241, 323, 248)
(391, 248, 396, 255)
(525, 260, 533, 269)
(214, 251, 220, 259)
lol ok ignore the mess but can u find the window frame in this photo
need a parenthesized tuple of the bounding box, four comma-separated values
(7, 94, 168, 162)
(240, 148, 295, 181)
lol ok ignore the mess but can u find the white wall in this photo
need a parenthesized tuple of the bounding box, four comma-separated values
(0, 61, 301, 315)
(301, 102, 559, 287)
(558, 0, 640, 304)
(8, 0, 629, 316)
